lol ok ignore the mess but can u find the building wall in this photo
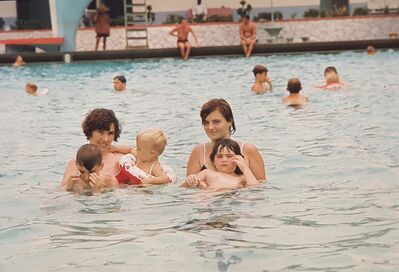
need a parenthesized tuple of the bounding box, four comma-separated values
(1, 15, 397, 53)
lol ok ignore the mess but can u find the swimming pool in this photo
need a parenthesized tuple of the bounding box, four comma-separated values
(0, 50, 398, 271)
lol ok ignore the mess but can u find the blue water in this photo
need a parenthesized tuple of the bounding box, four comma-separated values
(0, 50, 398, 271)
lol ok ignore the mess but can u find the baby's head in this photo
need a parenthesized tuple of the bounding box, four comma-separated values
(25, 82, 37, 95)
(252, 64, 268, 82)
(287, 78, 302, 93)
(75, 144, 103, 183)
(136, 128, 167, 162)
(210, 139, 243, 175)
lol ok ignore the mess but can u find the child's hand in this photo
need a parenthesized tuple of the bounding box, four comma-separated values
(185, 174, 201, 187)
(89, 172, 106, 189)
(233, 155, 249, 171)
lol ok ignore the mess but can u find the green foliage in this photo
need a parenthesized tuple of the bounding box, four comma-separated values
(207, 14, 233, 22)
(12, 19, 51, 30)
(352, 7, 369, 16)
(163, 14, 185, 24)
(146, 5, 155, 23)
(236, 0, 252, 19)
(254, 11, 283, 21)
(303, 9, 326, 18)
(0, 17, 4, 30)
(110, 16, 125, 26)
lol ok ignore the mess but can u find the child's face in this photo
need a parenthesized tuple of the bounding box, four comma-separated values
(25, 85, 35, 94)
(136, 138, 155, 161)
(76, 163, 103, 183)
(214, 147, 237, 174)
(256, 72, 268, 82)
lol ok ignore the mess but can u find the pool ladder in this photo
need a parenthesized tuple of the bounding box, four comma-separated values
(124, 0, 148, 48)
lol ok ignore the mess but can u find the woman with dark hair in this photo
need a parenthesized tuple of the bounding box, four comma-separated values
(185, 98, 266, 187)
(62, 108, 123, 191)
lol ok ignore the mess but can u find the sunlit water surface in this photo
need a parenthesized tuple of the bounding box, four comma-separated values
(0, 50, 398, 271)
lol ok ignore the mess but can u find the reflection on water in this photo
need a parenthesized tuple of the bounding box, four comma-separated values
(0, 50, 399, 271)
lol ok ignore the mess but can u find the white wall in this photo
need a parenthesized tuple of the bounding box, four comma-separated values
(148, 0, 367, 12)
(0, 1, 17, 18)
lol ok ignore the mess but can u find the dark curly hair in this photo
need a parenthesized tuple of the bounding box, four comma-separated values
(200, 98, 236, 135)
(81, 108, 122, 142)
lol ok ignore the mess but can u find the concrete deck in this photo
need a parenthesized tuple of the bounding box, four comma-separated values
(0, 39, 398, 64)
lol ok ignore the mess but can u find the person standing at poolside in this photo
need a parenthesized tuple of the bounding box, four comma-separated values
(192, 0, 207, 22)
(185, 98, 266, 187)
(169, 18, 200, 61)
(113, 75, 126, 92)
(240, 15, 256, 57)
(93, 3, 110, 51)
(62, 108, 123, 191)
(251, 64, 272, 94)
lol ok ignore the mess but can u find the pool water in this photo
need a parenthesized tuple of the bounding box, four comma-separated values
(0, 50, 398, 271)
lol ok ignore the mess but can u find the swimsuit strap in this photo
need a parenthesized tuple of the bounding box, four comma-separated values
(149, 161, 160, 176)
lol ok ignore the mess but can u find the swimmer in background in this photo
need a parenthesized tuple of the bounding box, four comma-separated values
(283, 78, 309, 106)
(181, 139, 258, 191)
(113, 75, 126, 92)
(367, 45, 376, 55)
(319, 66, 343, 89)
(64, 144, 117, 193)
(25, 82, 49, 96)
(115, 128, 175, 185)
(13, 55, 26, 67)
(169, 18, 200, 61)
(251, 64, 272, 94)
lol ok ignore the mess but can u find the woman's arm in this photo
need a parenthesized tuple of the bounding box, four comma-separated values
(186, 144, 203, 176)
(108, 145, 136, 155)
(243, 143, 267, 181)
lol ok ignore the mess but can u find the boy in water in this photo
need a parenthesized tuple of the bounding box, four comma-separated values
(113, 75, 126, 92)
(64, 144, 116, 193)
(320, 66, 342, 89)
(251, 64, 272, 94)
(283, 78, 309, 106)
(182, 139, 258, 190)
(116, 128, 175, 185)
(25, 82, 49, 96)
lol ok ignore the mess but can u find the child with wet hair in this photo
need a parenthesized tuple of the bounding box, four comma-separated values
(25, 82, 49, 96)
(116, 128, 176, 185)
(182, 139, 259, 190)
(320, 66, 343, 89)
(283, 78, 309, 106)
(64, 144, 117, 193)
(251, 64, 272, 94)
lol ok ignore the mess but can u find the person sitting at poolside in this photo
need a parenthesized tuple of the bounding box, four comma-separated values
(116, 128, 176, 185)
(367, 45, 376, 55)
(240, 15, 256, 58)
(25, 82, 49, 96)
(62, 108, 124, 190)
(13, 55, 26, 67)
(251, 64, 272, 94)
(169, 18, 199, 61)
(319, 66, 343, 89)
(283, 78, 309, 106)
(64, 144, 116, 193)
(182, 139, 258, 190)
(186, 98, 266, 183)
(113, 75, 126, 92)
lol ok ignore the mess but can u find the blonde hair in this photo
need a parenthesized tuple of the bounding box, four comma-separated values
(325, 72, 340, 84)
(136, 128, 167, 155)
(26, 82, 38, 92)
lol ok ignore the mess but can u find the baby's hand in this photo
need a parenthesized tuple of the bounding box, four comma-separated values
(185, 174, 200, 187)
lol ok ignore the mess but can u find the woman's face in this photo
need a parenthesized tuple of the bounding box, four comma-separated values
(214, 147, 237, 174)
(89, 123, 115, 151)
(203, 110, 232, 141)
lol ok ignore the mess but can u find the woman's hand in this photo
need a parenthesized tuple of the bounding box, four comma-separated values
(185, 174, 201, 187)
